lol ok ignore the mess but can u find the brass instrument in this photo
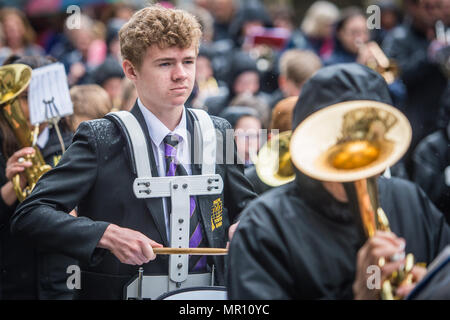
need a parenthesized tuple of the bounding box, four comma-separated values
(0, 64, 51, 202)
(363, 41, 399, 84)
(254, 130, 295, 187)
(290, 100, 417, 299)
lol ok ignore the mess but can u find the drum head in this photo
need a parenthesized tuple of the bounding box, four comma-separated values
(157, 286, 227, 300)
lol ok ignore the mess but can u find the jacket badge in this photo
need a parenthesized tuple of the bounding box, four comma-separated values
(211, 198, 223, 231)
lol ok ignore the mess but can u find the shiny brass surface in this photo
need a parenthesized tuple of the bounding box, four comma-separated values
(0, 64, 51, 201)
(254, 130, 295, 187)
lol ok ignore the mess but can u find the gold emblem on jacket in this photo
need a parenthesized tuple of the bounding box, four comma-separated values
(211, 198, 223, 231)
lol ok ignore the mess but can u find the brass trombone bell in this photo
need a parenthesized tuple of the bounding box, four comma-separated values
(290, 101, 412, 182)
(254, 130, 295, 187)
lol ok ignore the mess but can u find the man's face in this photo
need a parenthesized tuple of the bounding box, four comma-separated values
(133, 45, 197, 112)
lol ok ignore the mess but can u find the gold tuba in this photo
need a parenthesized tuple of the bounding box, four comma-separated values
(254, 130, 295, 187)
(0, 64, 51, 202)
(290, 100, 418, 299)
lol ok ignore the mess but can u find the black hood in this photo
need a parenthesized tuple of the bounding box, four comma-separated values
(293, 63, 392, 129)
(291, 63, 392, 224)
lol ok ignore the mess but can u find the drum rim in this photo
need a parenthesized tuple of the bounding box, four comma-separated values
(156, 286, 227, 300)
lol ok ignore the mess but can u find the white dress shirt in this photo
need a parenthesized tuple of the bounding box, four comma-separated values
(137, 99, 192, 240)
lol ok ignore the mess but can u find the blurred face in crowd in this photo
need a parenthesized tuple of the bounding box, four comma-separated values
(196, 55, 214, 83)
(211, 0, 235, 23)
(124, 44, 197, 113)
(234, 116, 262, 164)
(338, 15, 369, 54)
(233, 71, 260, 96)
(2, 13, 25, 48)
(102, 77, 123, 108)
(409, 0, 442, 31)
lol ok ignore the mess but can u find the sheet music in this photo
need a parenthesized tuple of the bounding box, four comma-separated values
(28, 62, 73, 125)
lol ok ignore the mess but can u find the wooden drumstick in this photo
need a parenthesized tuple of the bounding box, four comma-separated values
(153, 247, 228, 255)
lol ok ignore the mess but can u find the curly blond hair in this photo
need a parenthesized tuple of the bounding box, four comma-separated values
(119, 5, 202, 69)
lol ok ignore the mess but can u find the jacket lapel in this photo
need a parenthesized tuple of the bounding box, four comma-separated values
(130, 103, 169, 246)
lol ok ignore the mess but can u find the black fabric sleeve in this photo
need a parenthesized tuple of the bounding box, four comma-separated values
(10, 122, 110, 266)
(227, 201, 294, 299)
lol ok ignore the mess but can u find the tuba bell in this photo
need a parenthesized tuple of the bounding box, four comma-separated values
(0, 64, 51, 202)
(290, 100, 418, 299)
(254, 130, 295, 187)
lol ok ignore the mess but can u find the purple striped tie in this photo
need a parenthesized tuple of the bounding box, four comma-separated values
(163, 134, 207, 272)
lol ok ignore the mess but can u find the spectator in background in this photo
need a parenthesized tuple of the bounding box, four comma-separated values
(228, 2, 273, 49)
(219, 106, 263, 167)
(229, 93, 271, 129)
(105, 18, 126, 64)
(371, 0, 403, 45)
(245, 96, 298, 195)
(0, 8, 44, 64)
(204, 51, 268, 116)
(412, 85, 450, 224)
(68, 84, 113, 132)
(383, 0, 447, 173)
(92, 57, 125, 110)
(183, 4, 215, 44)
(210, 0, 238, 41)
(325, 7, 369, 66)
(191, 48, 228, 110)
(268, 6, 296, 32)
(298, 1, 339, 60)
(61, 14, 103, 86)
(269, 49, 322, 109)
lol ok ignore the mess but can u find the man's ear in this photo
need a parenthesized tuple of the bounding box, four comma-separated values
(122, 60, 138, 80)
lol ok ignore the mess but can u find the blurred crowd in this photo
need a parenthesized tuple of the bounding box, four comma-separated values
(0, 0, 449, 298)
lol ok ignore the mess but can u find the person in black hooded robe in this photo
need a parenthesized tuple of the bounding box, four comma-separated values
(227, 63, 450, 300)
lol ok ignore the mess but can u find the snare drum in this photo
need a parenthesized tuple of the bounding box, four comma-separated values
(156, 286, 227, 300)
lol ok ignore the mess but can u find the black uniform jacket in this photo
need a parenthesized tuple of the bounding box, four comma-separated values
(227, 63, 450, 299)
(11, 102, 256, 299)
